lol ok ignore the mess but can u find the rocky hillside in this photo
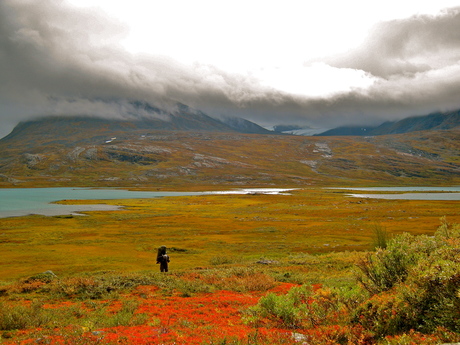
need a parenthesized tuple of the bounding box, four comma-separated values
(0, 115, 458, 188)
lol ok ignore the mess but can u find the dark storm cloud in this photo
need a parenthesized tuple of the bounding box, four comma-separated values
(0, 0, 285, 137)
(0, 1, 162, 107)
(1, 1, 460, 138)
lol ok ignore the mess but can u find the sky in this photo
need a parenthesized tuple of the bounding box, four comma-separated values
(1, 0, 460, 138)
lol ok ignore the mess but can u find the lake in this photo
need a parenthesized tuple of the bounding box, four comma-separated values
(1, 187, 458, 218)
(331, 186, 460, 201)
(0, 187, 292, 218)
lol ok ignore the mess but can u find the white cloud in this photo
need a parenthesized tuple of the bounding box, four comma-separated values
(253, 63, 376, 97)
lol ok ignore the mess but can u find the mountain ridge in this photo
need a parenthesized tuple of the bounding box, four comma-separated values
(0, 101, 271, 145)
(315, 109, 460, 136)
(4, 104, 460, 142)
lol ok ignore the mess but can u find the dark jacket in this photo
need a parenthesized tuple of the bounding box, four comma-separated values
(157, 254, 170, 272)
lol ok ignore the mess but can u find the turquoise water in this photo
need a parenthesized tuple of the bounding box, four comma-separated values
(0, 187, 292, 218)
(336, 187, 460, 192)
(331, 186, 460, 200)
(0, 188, 207, 218)
(347, 192, 460, 200)
(1, 187, 457, 218)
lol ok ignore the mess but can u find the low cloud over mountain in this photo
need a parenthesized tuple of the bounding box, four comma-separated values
(1, 1, 460, 138)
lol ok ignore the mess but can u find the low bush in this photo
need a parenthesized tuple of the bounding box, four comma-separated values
(354, 219, 460, 336)
(355, 232, 432, 294)
(247, 284, 364, 330)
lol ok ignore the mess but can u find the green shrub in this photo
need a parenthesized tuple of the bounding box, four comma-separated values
(354, 220, 460, 336)
(247, 284, 364, 330)
(252, 285, 310, 328)
(355, 232, 437, 294)
(400, 244, 460, 333)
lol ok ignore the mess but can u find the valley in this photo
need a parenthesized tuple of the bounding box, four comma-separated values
(0, 118, 459, 344)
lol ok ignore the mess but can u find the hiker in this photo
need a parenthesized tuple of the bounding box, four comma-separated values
(156, 245, 170, 272)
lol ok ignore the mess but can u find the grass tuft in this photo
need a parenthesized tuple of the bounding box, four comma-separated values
(372, 223, 390, 250)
